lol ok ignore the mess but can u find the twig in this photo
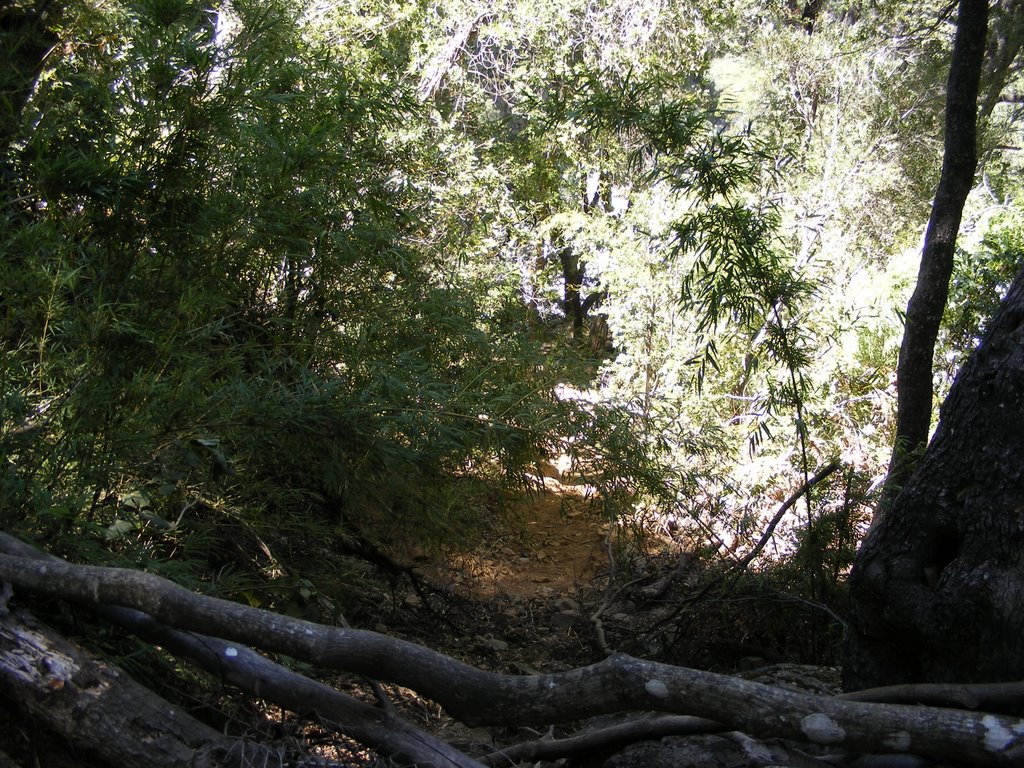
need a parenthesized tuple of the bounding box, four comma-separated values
(729, 459, 842, 575)
(482, 714, 724, 766)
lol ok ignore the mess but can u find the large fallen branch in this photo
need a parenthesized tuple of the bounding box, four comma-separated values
(0, 546, 1022, 765)
(0, 533, 482, 768)
(840, 680, 1024, 713)
(482, 714, 724, 766)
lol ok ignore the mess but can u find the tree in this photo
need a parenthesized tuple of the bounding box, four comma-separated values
(0, 1, 58, 156)
(844, 260, 1024, 690)
(978, 0, 1024, 126)
(882, 0, 989, 507)
(0, 0, 609, 570)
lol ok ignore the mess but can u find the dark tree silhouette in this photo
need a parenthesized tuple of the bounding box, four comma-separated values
(882, 0, 989, 512)
(846, 264, 1024, 691)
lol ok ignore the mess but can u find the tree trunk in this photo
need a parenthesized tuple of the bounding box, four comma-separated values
(0, 1, 58, 155)
(978, 0, 1024, 127)
(845, 266, 1024, 691)
(882, 0, 989, 510)
(559, 244, 586, 337)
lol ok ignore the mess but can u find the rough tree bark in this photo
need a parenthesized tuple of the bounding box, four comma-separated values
(0, 610, 238, 768)
(882, 0, 989, 512)
(1, 547, 1023, 765)
(559, 243, 587, 337)
(845, 266, 1024, 691)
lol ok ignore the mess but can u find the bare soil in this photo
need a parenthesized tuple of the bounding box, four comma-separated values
(419, 480, 611, 601)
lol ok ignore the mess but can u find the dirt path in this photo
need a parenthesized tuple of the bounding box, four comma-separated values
(423, 480, 610, 600)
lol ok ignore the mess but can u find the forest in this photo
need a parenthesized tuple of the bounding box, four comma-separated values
(1, 0, 1024, 765)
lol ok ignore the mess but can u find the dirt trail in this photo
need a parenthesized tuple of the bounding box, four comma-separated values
(424, 480, 610, 600)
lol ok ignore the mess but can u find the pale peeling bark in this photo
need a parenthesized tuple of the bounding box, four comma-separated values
(0, 549, 1023, 765)
(0, 610, 236, 768)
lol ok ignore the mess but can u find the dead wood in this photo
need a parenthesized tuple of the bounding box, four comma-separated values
(0, 533, 482, 768)
(482, 714, 725, 766)
(0, 609, 238, 768)
(110, 608, 485, 768)
(840, 680, 1024, 714)
(1, 543, 1023, 765)
(417, 11, 493, 100)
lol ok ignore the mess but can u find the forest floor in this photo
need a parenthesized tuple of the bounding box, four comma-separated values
(417, 477, 610, 600)
(0, 474, 841, 768)
(317, 477, 671, 765)
(311, 474, 841, 767)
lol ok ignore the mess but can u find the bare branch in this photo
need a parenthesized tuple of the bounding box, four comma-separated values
(482, 714, 724, 766)
(841, 680, 1024, 714)
(0, 544, 1022, 764)
(731, 459, 843, 573)
(0, 533, 482, 768)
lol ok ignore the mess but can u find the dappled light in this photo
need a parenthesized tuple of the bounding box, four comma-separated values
(1, 0, 1022, 766)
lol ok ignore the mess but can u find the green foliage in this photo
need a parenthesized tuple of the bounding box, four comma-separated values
(939, 209, 1024, 386)
(0, 0, 601, 589)
(2, 0, 1021, 667)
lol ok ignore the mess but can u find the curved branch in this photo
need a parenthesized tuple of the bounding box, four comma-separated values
(841, 680, 1024, 714)
(482, 715, 724, 766)
(0, 534, 481, 768)
(0, 549, 1022, 764)
(731, 459, 842, 573)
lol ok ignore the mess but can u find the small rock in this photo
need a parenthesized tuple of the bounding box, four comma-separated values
(476, 635, 509, 652)
(552, 597, 580, 612)
(551, 610, 585, 630)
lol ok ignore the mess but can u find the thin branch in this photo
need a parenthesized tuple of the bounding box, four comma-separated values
(417, 12, 493, 101)
(730, 459, 842, 575)
(482, 714, 725, 766)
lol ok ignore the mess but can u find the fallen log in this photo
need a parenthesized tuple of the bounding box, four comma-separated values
(0, 533, 482, 768)
(1, 545, 1022, 765)
(840, 680, 1024, 714)
(0, 609, 236, 768)
(482, 714, 725, 766)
